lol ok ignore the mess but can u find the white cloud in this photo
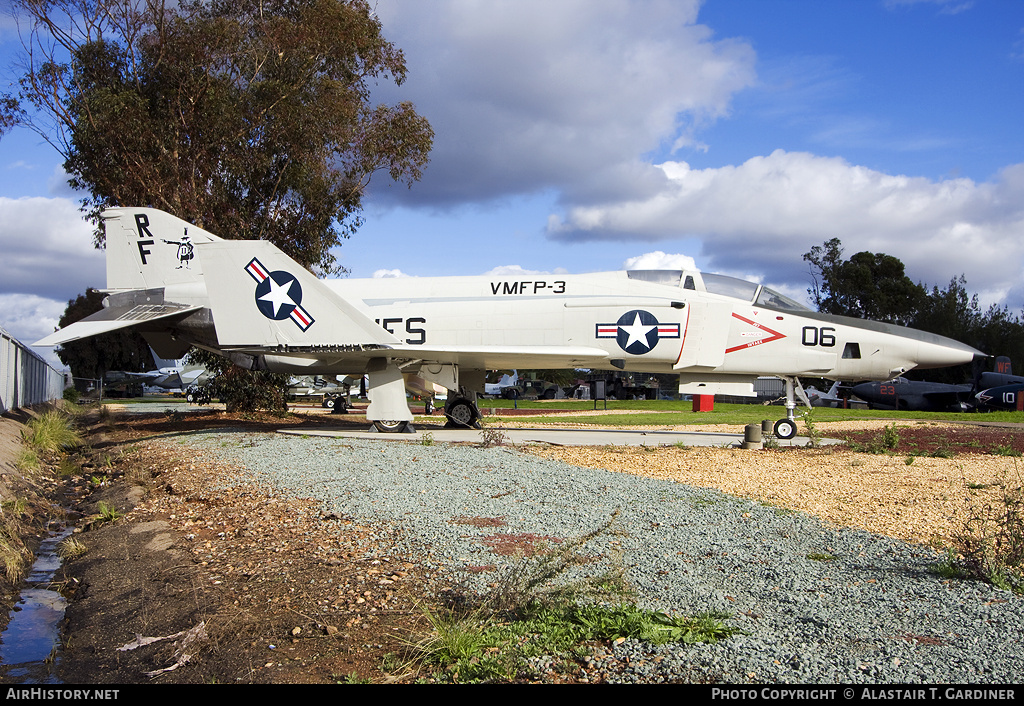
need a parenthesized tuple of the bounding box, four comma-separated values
(549, 150, 1024, 304)
(372, 268, 411, 278)
(622, 251, 698, 271)
(0, 293, 68, 369)
(0, 197, 103, 301)
(883, 0, 975, 15)
(371, 0, 756, 206)
(484, 264, 569, 276)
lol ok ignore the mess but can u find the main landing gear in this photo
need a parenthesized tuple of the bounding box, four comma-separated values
(444, 391, 483, 429)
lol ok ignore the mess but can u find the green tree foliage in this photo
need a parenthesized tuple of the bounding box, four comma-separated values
(56, 290, 155, 386)
(804, 239, 1024, 380)
(5, 0, 433, 410)
(913, 276, 982, 343)
(802, 238, 926, 326)
(187, 348, 288, 414)
(6, 0, 433, 274)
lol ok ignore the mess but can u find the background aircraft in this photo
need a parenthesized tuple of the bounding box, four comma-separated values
(975, 383, 1024, 411)
(105, 350, 207, 393)
(484, 370, 519, 397)
(38, 208, 982, 438)
(804, 381, 846, 408)
(851, 377, 975, 412)
(974, 358, 1024, 410)
(852, 357, 1023, 412)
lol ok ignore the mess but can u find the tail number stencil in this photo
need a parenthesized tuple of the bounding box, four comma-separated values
(376, 317, 426, 345)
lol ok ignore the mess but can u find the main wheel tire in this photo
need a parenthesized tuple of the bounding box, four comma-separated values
(374, 420, 408, 432)
(446, 400, 475, 427)
(324, 396, 335, 409)
(774, 418, 797, 440)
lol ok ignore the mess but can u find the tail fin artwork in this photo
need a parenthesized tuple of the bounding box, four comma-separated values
(37, 207, 398, 354)
(103, 207, 222, 291)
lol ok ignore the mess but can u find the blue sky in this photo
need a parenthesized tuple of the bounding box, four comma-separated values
(2, 0, 1023, 369)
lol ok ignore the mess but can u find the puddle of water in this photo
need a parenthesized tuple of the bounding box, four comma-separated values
(0, 526, 73, 683)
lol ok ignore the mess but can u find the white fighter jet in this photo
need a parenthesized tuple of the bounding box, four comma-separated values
(37, 208, 982, 437)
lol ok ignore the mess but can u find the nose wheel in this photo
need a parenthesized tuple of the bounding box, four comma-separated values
(773, 418, 797, 440)
(772, 375, 811, 441)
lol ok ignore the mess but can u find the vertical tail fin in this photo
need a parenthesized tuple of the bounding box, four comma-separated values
(995, 355, 1012, 376)
(103, 207, 222, 291)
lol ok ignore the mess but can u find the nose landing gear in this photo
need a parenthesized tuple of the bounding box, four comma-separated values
(771, 376, 811, 440)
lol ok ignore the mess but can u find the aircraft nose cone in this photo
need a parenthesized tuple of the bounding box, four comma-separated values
(852, 382, 872, 397)
(913, 339, 985, 370)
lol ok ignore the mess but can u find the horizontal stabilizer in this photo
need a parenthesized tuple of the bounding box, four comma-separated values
(35, 301, 201, 346)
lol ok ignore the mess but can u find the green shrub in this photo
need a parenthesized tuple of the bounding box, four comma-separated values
(24, 411, 82, 454)
(954, 467, 1024, 594)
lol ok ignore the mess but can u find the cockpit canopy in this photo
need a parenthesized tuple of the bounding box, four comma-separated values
(626, 270, 810, 312)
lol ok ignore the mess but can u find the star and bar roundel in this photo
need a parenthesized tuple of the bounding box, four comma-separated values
(596, 310, 786, 355)
(245, 258, 315, 332)
(596, 310, 680, 355)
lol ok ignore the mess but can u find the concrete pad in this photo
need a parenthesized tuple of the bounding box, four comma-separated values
(277, 425, 840, 448)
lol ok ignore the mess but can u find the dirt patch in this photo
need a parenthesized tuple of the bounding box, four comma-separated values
(0, 409, 435, 684)
(1, 408, 1022, 683)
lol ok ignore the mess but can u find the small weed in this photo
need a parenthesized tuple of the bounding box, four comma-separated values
(421, 432, 435, 446)
(803, 413, 822, 448)
(952, 464, 1024, 594)
(16, 448, 41, 473)
(0, 536, 26, 583)
(478, 425, 510, 448)
(905, 456, 916, 466)
(96, 502, 123, 524)
(881, 423, 900, 450)
(931, 551, 966, 580)
(806, 552, 837, 562)
(126, 464, 150, 486)
(993, 445, 1021, 457)
(57, 536, 87, 560)
(2, 498, 27, 516)
(847, 423, 902, 454)
(338, 671, 371, 684)
(401, 511, 743, 682)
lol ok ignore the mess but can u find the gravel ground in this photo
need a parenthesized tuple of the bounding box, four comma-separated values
(170, 428, 1023, 684)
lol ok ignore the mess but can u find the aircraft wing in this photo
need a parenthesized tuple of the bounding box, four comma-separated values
(226, 343, 612, 371)
(373, 344, 609, 370)
(35, 301, 201, 347)
(920, 386, 975, 408)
